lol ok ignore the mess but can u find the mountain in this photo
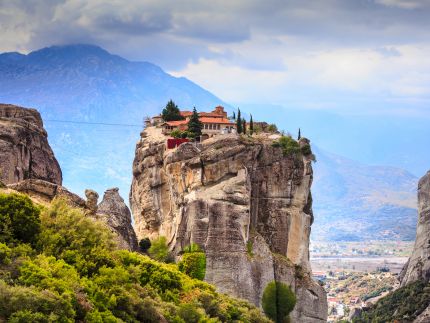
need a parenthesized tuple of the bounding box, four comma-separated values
(311, 146, 418, 241)
(0, 44, 228, 197)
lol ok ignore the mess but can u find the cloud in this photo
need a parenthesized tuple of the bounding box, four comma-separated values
(1, 0, 430, 114)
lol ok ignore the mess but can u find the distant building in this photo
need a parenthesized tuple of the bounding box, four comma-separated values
(160, 106, 236, 136)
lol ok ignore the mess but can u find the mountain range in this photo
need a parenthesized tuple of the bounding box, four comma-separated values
(0, 44, 419, 241)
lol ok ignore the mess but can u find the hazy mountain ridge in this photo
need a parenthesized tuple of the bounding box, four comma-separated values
(0, 44, 228, 196)
(312, 146, 418, 241)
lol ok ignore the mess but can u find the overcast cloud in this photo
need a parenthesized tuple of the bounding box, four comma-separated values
(1, 0, 430, 115)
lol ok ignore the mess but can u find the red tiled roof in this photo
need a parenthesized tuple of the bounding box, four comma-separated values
(200, 117, 234, 124)
(165, 120, 188, 126)
(180, 111, 193, 117)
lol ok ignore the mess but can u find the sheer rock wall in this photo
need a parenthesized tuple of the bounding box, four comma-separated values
(130, 128, 327, 322)
(0, 104, 62, 185)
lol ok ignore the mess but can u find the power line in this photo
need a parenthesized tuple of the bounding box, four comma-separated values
(44, 119, 142, 127)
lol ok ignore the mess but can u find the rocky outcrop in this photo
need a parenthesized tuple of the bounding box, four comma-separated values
(401, 170, 430, 286)
(0, 104, 62, 185)
(85, 189, 99, 216)
(7, 178, 85, 208)
(97, 188, 138, 251)
(130, 127, 327, 322)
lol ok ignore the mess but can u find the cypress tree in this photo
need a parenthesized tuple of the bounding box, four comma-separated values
(250, 114, 254, 135)
(162, 100, 184, 121)
(242, 118, 247, 134)
(236, 108, 242, 134)
(233, 111, 236, 120)
(298, 128, 301, 140)
(187, 107, 203, 138)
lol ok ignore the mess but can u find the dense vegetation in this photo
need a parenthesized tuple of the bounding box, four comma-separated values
(353, 280, 430, 322)
(272, 135, 315, 160)
(0, 193, 270, 322)
(262, 281, 296, 323)
(178, 243, 206, 281)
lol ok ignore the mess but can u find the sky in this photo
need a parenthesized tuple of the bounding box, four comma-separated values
(1, 0, 430, 117)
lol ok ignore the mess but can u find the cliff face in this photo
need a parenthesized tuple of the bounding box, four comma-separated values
(0, 104, 62, 185)
(400, 170, 430, 286)
(97, 188, 138, 251)
(130, 127, 327, 322)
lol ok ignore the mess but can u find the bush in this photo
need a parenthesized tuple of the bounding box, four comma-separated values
(148, 236, 170, 263)
(178, 252, 206, 280)
(272, 136, 300, 156)
(139, 238, 151, 253)
(0, 193, 41, 245)
(0, 242, 11, 265)
(37, 199, 116, 276)
(170, 129, 182, 138)
(262, 281, 296, 323)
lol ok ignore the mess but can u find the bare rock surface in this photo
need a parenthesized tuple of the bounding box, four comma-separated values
(85, 189, 99, 216)
(0, 104, 62, 185)
(401, 170, 430, 286)
(130, 127, 327, 322)
(97, 188, 138, 251)
(7, 178, 85, 208)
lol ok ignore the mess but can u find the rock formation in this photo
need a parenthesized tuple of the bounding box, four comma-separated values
(85, 189, 99, 216)
(97, 188, 138, 251)
(130, 127, 327, 322)
(400, 170, 430, 286)
(7, 178, 85, 208)
(0, 104, 62, 185)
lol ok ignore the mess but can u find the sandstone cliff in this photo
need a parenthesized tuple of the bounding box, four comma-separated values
(97, 188, 139, 251)
(130, 127, 327, 322)
(400, 170, 430, 286)
(0, 104, 62, 185)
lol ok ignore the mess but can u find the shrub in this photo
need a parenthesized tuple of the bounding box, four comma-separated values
(267, 124, 278, 133)
(170, 129, 182, 138)
(178, 252, 206, 280)
(148, 236, 170, 263)
(37, 199, 116, 276)
(262, 281, 296, 323)
(272, 136, 300, 157)
(139, 238, 151, 253)
(0, 193, 41, 245)
(0, 242, 11, 265)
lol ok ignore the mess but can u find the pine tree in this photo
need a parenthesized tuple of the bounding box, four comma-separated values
(298, 128, 301, 140)
(187, 107, 203, 138)
(236, 108, 242, 134)
(250, 114, 254, 135)
(162, 100, 184, 121)
(242, 118, 247, 134)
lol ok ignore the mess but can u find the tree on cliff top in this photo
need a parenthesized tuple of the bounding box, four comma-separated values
(236, 108, 242, 133)
(187, 107, 203, 138)
(162, 100, 185, 121)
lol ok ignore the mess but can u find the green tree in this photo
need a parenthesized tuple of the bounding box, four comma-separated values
(262, 281, 296, 323)
(242, 118, 247, 135)
(148, 236, 170, 262)
(187, 107, 203, 138)
(250, 114, 254, 135)
(0, 193, 41, 245)
(178, 244, 206, 280)
(232, 111, 236, 120)
(139, 238, 151, 253)
(161, 100, 185, 122)
(298, 128, 301, 140)
(236, 109, 242, 134)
